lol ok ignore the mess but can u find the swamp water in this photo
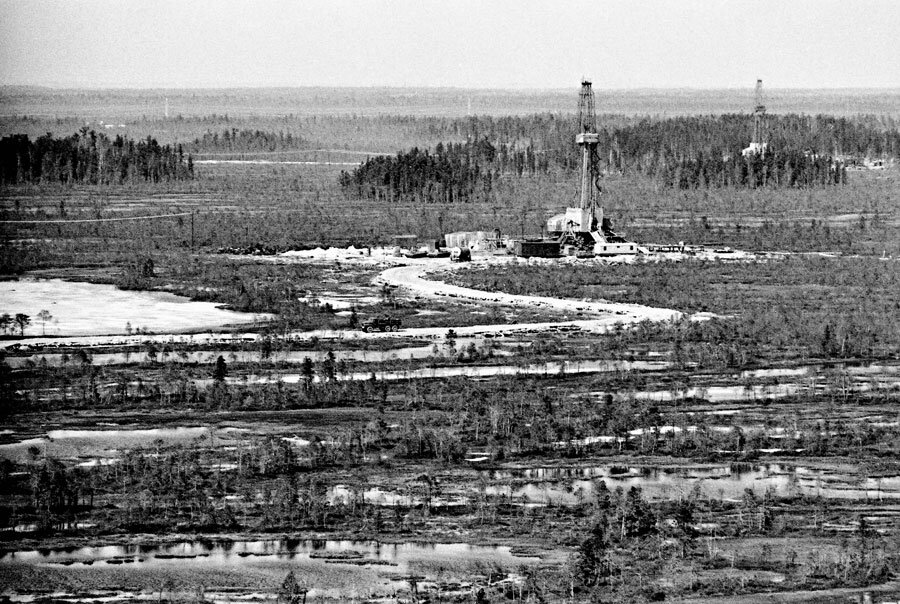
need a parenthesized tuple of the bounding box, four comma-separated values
(324, 465, 900, 508)
(0, 538, 539, 601)
(480, 464, 900, 504)
(3, 337, 510, 368)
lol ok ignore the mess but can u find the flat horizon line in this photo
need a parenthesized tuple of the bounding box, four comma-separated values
(3, 84, 899, 93)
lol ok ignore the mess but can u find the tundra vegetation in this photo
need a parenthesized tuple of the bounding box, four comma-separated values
(1, 88, 900, 602)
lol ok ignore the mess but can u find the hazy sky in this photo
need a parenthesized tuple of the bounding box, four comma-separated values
(1, 0, 898, 89)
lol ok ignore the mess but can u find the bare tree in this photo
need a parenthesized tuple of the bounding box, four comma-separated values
(37, 309, 53, 335)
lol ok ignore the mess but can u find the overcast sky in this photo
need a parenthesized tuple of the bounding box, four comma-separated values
(1, 0, 898, 89)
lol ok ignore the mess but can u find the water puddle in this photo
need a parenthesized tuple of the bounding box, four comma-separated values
(594, 362, 900, 404)
(481, 464, 900, 504)
(0, 538, 540, 601)
(327, 485, 468, 508)
(633, 383, 804, 402)
(238, 358, 671, 385)
(3, 338, 508, 368)
(318, 465, 900, 510)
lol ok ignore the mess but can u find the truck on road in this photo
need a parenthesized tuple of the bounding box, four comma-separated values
(360, 316, 402, 332)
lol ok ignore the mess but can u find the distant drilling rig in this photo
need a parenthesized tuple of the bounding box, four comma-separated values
(576, 79, 601, 236)
(743, 79, 768, 157)
(544, 80, 636, 256)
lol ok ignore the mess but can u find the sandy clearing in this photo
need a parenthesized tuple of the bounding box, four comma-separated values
(0, 279, 271, 337)
(0, 426, 250, 463)
(279, 245, 398, 263)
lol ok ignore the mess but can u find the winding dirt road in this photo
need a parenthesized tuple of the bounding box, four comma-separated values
(3, 256, 680, 350)
(378, 262, 680, 325)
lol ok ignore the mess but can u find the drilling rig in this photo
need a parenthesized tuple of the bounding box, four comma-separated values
(742, 79, 768, 157)
(545, 80, 636, 256)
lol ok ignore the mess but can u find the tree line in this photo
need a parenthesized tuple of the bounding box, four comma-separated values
(0, 313, 31, 337)
(340, 112, 897, 199)
(8, 355, 898, 464)
(339, 138, 505, 203)
(0, 128, 194, 185)
(445, 112, 900, 168)
(189, 128, 305, 153)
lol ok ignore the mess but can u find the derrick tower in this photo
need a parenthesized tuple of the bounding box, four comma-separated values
(742, 79, 768, 157)
(541, 79, 638, 256)
(576, 80, 601, 228)
(752, 79, 766, 146)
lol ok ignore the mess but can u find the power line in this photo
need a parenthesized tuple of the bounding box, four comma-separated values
(0, 212, 193, 225)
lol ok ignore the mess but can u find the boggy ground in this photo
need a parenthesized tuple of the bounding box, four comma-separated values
(3, 248, 900, 603)
(3, 116, 900, 600)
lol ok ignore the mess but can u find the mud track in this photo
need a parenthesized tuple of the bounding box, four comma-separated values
(378, 262, 681, 328)
(4, 257, 681, 349)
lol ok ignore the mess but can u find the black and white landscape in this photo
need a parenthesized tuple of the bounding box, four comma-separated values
(2, 1, 900, 602)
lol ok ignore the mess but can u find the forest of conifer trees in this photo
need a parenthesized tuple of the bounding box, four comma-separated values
(340, 112, 898, 200)
(190, 128, 305, 153)
(0, 129, 194, 185)
(338, 138, 505, 203)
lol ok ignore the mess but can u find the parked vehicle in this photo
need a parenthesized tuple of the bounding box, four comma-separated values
(360, 316, 402, 332)
(450, 247, 471, 262)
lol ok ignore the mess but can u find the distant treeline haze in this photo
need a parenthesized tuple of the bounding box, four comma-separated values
(340, 113, 899, 200)
(189, 128, 305, 153)
(0, 129, 194, 185)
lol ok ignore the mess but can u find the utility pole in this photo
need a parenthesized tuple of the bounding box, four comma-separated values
(190, 210, 195, 251)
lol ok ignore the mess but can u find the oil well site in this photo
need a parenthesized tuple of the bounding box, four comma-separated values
(2, 6, 900, 602)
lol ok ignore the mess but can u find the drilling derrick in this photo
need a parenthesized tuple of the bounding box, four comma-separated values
(743, 79, 768, 157)
(576, 80, 601, 228)
(753, 79, 766, 146)
(541, 79, 638, 257)
(548, 80, 602, 242)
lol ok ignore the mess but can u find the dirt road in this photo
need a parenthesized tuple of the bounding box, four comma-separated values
(378, 262, 681, 324)
(3, 254, 680, 350)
